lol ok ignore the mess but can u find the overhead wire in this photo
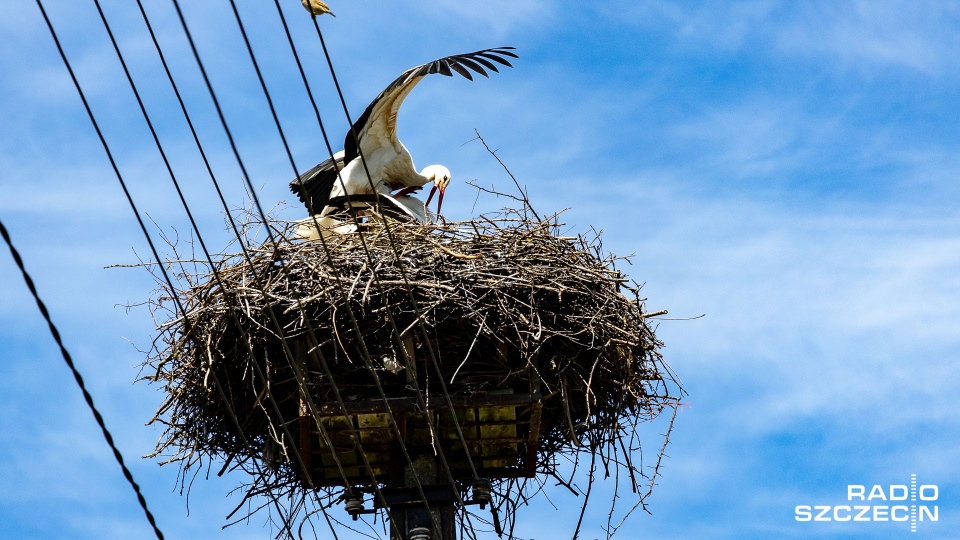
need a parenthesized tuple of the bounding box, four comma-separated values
(88, 2, 358, 526)
(189, 1, 494, 534)
(31, 2, 341, 537)
(220, 0, 457, 532)
(34, 2, 297, 534)
(309, 12, 492, 488)
(156, 0, 435, 534)
(156, 0, 394, 518)
(23, 2, 180, 537)
(36, 0, 518, 535)
(0, 219, 166, 540)
(266, 7, 503, 532)
(95, 3, 399, 536)
(294, 17, 495, 501)
(221, 2, 508, 533)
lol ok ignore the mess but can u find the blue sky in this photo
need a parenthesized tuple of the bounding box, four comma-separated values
(2, 1, 959, 538)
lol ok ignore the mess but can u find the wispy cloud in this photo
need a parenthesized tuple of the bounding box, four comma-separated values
(539, 147, 960, 431)
(775, 1, 960, 75)
(595, 0, 778, 51)
(3, 2, 959, 538)
(667, 99, 819, 181)
(427, 0, 555, 38)
(599, 0, 960, 75)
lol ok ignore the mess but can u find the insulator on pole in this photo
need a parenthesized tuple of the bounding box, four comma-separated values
(343, 489, 365, 520)
(472, 479, 492, 509)
(407, 526, 431, 540)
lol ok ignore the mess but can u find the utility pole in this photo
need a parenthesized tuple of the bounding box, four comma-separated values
(382, 455, 456, 540)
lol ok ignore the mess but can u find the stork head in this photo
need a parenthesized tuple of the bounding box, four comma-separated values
(422, 164, 452, 215)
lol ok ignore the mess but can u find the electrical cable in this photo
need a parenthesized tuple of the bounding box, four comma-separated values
(89, 5, 382, 535)
(1, 215, 165, 540)
(152, 2, 426, 534)
(309, 15, 490, 486)
(31, 2, 323, 536)
(39, 0, 514, 536)
(219, 2, 454, 533)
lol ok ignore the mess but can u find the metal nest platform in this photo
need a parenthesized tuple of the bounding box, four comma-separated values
(141, 207, 681, 535)
(295, 341, 543, 488)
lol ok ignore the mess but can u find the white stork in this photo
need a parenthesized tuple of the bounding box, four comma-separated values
(289, 47, 517, 221)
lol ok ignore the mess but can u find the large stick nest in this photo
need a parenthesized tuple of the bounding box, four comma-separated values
(143, 207, 682, 534)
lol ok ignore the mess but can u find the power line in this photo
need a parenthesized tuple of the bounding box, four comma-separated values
(111, 1, 446, 534)
(85, 5, 375, 535)
(170, 2, 505, 533)
(217, 2, 460, 532)
(0, 218, 165, 540)
(156, 4, 417, 534)
(35, 1, 522, 536)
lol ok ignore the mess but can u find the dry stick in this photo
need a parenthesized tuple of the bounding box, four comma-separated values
(148, 227, 359, 533)
(547, 470, 580, 497)
(616, 427, 641, 494)
(572, 449, 598, 540)
(158, 211, 680, 536)
(465, 180, 530, 208)
(471, 130, 541, 221)
(609, 398, 682, 535)
(449, 313, 488, 384)
(605, 444, 622, 539)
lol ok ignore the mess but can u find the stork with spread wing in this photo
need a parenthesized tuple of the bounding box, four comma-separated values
(290, 47, 517, 220)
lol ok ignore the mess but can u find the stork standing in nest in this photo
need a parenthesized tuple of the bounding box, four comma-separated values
(290, 47, 517, 223)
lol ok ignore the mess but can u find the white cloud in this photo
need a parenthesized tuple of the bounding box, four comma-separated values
(668, 100, 818, 180)
(676, 203, 960, 418)
(599, 0, 960, 75)
(429, 0, 554, 38)
(4, 1, 960, 538)
(534, 154, 960, 435)
(595, 0, 778, 51)
(775, 1, 960, 75)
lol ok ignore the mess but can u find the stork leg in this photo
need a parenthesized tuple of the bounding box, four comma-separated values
(393, 185, 422, 197)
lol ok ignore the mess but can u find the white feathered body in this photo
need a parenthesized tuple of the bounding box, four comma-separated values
(288, 47, 517, 221)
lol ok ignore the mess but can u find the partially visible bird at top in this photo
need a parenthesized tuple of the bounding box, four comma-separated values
(289, 47, 518, 222)
(302, 0, 334, 17)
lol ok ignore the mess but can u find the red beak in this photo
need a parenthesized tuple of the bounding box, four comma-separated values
(425, 184, 445, 214)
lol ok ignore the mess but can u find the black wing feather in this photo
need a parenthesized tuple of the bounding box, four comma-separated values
(470, 55, 500, 72)
(455, 57, 489, 77)
(490, 47, 519, 58)
(476, 51, 513, 68)
(448, 61, 474, 80)
(435, 59, 454, 77)
(289, 154, 344, 213)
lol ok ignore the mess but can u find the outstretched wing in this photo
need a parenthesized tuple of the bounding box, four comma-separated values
(289, 47, 517, 215)
(289, 151, 346, 213)
(343, 47, 518, 164)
